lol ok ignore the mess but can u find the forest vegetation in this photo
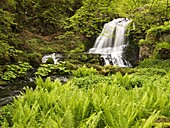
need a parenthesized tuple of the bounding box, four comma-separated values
(0, 0, 170, 127)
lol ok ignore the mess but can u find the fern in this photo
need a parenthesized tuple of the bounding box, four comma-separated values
(1, 73, 170, 127)
(72, 65, 98, 78)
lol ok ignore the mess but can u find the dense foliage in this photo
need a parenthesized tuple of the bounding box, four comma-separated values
(0, 0, 170, 127)
(0, 0, 169, 65)
(0, 64, 170, 127)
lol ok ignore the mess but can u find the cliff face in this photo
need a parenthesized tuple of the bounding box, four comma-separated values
(139, 23, 170, 60)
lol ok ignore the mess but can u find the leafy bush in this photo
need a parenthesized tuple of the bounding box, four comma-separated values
(0, 42, 24, 64)
(72, 65, 98, 78)
(138, 58, 170, 72)
(0, 8, 16, 40)
(70, 75, 113, 88)
(27, 52, 42, 67)
(35, 62, 70, 77)
(147, 23, 170, 37)
(0, 105, 13, 127)
(1, 61, 33, 81)
(13, 0, 83, 35)
(156, 42, 170, 49)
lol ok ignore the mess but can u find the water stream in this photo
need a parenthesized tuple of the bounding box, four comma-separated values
(0, 82, 35, 106)
(89, 18, 131, 67)
(42, 53, 62, 64)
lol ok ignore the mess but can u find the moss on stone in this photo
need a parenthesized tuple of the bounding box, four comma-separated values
(27, 52, 42, 67)
(138, 21, 170, 60)
(46, 58, 54, 64)
(0, 80, 7, 85)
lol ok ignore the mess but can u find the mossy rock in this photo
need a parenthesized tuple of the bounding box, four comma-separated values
(27, 52, 42, 67)
(62, 53, 104, 65)
(156, 48, 170, 59)
(90, 64, 103, 71)
(139, 45, 155, 60)
(93, 65, 127, 76)
(46, 58, 54, 64)
(86, 64, 103, 72)
(145, 23, 170, 44)
(160, 33, 170, 42)
(139, 28, 170, 60)
(0, 80, 7, 86)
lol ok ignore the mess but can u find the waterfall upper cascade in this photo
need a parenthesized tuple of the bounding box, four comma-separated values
(89, 18, 132, 67)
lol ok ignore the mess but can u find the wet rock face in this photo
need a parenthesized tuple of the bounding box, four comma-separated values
(139, 43, 170, 60)
(147, 33, 170, 43)
(139, 45, 155, 61)
(157, 48, 170, 59)
(61, 53, 104, 65)
(139, 31, 170, 60)
(160, 34, 170, 42)
(124, 44, 139, 67)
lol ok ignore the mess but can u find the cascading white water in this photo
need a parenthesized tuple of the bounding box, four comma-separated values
(42, 53, 62, 64)
(89, 18, 131, 67)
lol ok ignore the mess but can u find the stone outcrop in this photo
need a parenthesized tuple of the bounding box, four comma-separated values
(157, 48, 170, 59)
(160, 33, 170, 42)
(139, 26, 170, 60)
(139, 45, 155, 60)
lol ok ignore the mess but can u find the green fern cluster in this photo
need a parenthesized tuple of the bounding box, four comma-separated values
(72, 65, 98, 78)
(70, 74, 113, 88)
(138, 58, 170, 72)
(1, 72, 170, 127)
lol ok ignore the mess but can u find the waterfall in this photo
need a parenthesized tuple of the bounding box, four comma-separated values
(89, 18, 131, 67)
(42, 53, 62, 64)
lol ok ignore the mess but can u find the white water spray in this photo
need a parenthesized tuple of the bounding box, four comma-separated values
(42, 53, 62, 64)
(89, 18, 131, 67)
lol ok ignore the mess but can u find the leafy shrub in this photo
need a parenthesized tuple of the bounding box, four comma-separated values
(13, 0, 83, 35)
(138, 58, 170, 72)
(0, 42, 23, 64)
(0, 8, 16, 39)
(138, 39, 152, 45)
(72, 65, 98, 78)
(0, 105, 13, 127)
(65, 0, 111, 37)
(70, 75, 113, 88)
(114, 72, 132, 89)
(35, 62, 70, 77)
(147, 23, 170, 37)
(1, 61, 33, 81)
(156, 42, 170, 49)
(27, 52, 42, 67)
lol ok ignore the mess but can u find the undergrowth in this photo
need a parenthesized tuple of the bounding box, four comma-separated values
(0, 68, 170, 127)
(138, 58, 170, 72)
